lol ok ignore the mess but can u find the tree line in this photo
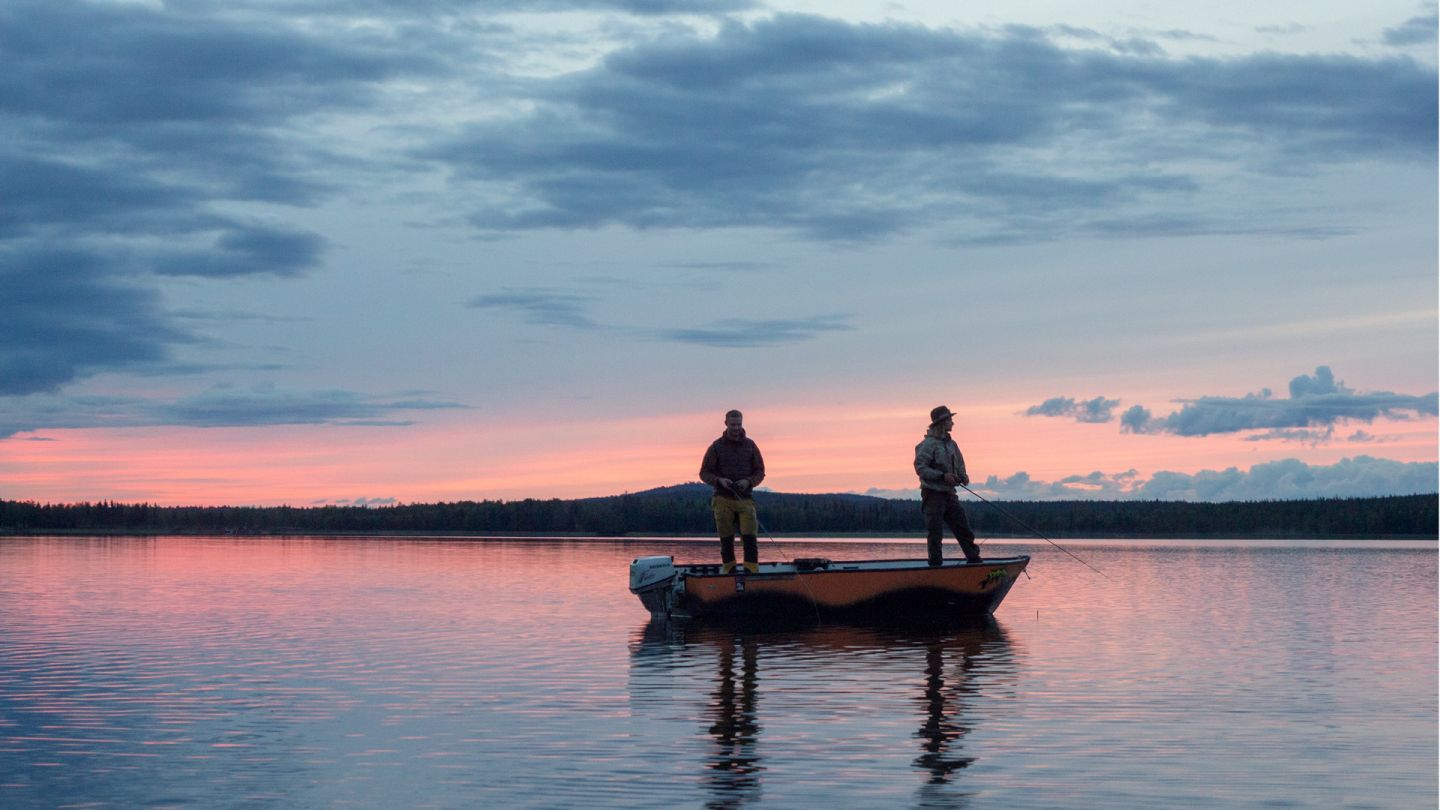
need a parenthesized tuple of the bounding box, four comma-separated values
(1, 484, 1434, 537)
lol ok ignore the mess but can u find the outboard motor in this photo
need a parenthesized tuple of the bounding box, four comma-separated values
(629, 556, 678, 615)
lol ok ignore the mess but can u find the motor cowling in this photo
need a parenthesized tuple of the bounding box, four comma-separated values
(629, 556, 677, 593)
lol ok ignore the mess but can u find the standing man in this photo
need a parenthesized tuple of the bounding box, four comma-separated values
(914, 405, 983, 567)
(700, 409, 766, 573)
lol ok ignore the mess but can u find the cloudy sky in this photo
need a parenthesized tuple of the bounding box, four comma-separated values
(2, 0, 1436, 505)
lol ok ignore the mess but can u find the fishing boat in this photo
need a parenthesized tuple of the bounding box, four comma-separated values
(628, 555, 1029, 620)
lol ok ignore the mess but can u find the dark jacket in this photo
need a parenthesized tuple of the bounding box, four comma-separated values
(699, 430, 766, 500)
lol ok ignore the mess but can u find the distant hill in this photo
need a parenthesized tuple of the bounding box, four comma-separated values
(1, 486, 1435, 538)
(585, 482, 882, 503)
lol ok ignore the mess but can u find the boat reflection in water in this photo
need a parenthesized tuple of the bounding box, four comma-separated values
(629, 616, 1017, 808)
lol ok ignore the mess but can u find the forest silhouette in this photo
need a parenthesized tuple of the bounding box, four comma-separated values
(2, 484, 1434, 538)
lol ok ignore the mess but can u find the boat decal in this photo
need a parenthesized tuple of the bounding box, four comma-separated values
(734, 575, 746, 593)
(981, 568, 1011, 588)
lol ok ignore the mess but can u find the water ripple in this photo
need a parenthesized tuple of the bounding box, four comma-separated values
(0, 537, 1433, 808)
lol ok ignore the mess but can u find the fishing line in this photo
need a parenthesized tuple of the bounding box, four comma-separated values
(720, 481, 824, 625)
(960, 484, 1109, 579)
(754, 514, 825, 627)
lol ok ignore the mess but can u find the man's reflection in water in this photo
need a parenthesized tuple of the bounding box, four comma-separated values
(630, 617, 1013, 809)
(704, 633, 762, 808)
(912, 624, 1002, 808)
(914, 637, 976, 782)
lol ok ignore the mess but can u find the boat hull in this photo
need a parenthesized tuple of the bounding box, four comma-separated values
(630, 556, 1029, 621)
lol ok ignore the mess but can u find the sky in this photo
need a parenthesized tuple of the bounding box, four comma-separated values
(1, 0, 1436, 506)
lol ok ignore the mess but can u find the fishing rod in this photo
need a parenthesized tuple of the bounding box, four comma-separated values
(960, 483, 1110, 579)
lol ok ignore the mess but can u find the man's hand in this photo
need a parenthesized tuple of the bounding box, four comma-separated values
(735, 479, 750, 493)
(960, 475, 970, 487)
(717, 477, 733, 490)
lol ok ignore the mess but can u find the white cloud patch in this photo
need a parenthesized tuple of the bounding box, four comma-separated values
(864, 456, 1437, 501)
(1121, 366, 1437, 439)
(1129, 456, 1437, 501)
(310, 497, 400, 507)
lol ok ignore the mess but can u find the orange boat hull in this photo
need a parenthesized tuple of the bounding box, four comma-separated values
(632, 556, 1029, 620)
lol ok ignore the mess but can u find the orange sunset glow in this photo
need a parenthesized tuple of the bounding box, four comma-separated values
(5, 398, 1434, 506)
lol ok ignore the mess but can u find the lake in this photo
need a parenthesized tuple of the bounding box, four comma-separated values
(0, 536, 1434, 808)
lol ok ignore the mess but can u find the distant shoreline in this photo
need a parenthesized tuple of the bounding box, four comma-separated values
(4, 487, 1435, 539)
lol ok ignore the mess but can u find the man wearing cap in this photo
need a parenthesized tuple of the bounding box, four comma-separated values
(914, 405, 983, 566)
(700, 409, 766, 573)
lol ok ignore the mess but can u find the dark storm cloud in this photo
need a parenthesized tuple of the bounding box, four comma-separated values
(1383, 12, 1439, 46)
(9, 0, 1437, 424)
(0, 0, 439, 212)
(1024, 395, 1120, 423)
(0, 385, 467, 438)
(0, 246, 192, 396)
(1, 156, 326, 275)
(159, 385, 465, 427)
(153, 226, 326, 278)
(1120, 367, 1438, 437)
(0, 156, 208, 239)
(0, 0, 426, 129)
(424, 14, 1436, 242)
(1, 0, 445, 395)
(651, 315, 853, 347)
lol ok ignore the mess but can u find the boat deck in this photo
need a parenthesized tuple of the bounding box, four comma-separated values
(676, 555, 1028, 577)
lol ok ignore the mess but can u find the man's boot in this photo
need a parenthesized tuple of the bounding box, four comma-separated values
(927, 535, 943, 566)
(959, 538, 982, 564)
(741, 534, 760, 573)
(720, 535, 736, 573)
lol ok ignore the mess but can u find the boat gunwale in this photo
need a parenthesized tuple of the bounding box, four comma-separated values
(674, 555, 1030, 580)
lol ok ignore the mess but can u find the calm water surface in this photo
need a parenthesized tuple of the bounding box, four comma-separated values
(0, 536, 1434, 808)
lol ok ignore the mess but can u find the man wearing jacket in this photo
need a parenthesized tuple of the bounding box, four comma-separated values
(699, 409, 766, 573)
(914, 405, 983, 567)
